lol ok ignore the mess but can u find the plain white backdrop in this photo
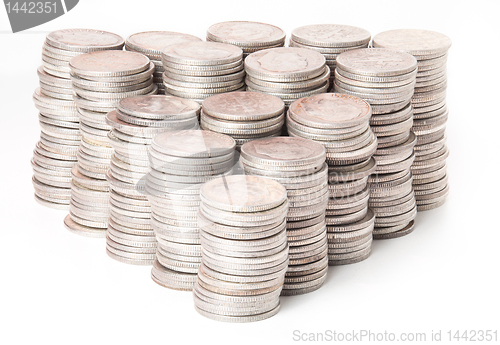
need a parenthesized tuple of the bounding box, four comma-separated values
(1, 1, 499, 344)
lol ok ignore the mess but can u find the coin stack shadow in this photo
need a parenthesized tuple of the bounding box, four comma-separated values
(244, 47, 329, 108)
(207, 21, 286, 59)
(195, 175, 289, 322)
(104, 96, 201, 265)
(240, 137, 329, 295)
(372, 29, 451, 211)
(145, 130, 236, 290)
(64, 50, 157, 237)
(161, 42, 245, 104)
(335, 48, 418, 239)
(200, 91, 285, 150)
(125, 31, 202, 95)
(289, 24, 371, 90)
(31, 29, 124, 210)
(287, 93, 377, 265)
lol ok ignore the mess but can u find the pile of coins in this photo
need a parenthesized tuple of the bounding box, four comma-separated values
(244, 47, 329, 106)
(289, 24, 371, 87)
(32, 29, 124, 209)
(207, 21, 285, 58)
(373, 29, 451, 210)
(334, 48, 418, 238)
(201, 91, 285, 150)
(240, 137, 329, 295)
(125, 31, 202, 94)
(105, 96, 200, 265)
(195, 175, 289, 322)
(161, 42, 245, 103)
(64, 50, 156, 237)
(288, 93, 377, 264)
(146, 130, 236, 290)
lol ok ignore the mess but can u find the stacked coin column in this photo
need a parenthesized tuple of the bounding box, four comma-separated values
(240, 137, 329, 296)
(287, 94, 377, 265)
(125, 31, 202, 95)
(335, 48, 418, 239)
(200, 92, 285, 150)
(372, 29, 451, 210)
(146, 130, 236, 291)
(289, 24, 371, 89)
(195, 175, 288, 322)
(161, 42, 245, 104)
(31, 29, 124, 209)
(64, 50, 157, 237)
(104, 95, 201, 265)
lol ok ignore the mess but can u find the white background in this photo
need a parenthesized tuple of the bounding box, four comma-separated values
(1, 1, 499, 344)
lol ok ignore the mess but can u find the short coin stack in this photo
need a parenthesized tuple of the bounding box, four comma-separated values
(195, 175, 289, 322)
(244, 47, 329, 107)
(288, 93, 377, 265)
(373, 29, 451, 210)
(64, 50, 156, 237)
(201, 91, 285, 150)
(146, 130, 236, 290)
(125, 31, 202, 94)
(334, 48, 418, 238)
(289, 24, 371, 88)
(207, 21, 285, 58)
(32, 29, 124, 209)
(105, 96, 201, 265)
(240, 137, 329, 295)
(161, 42, 245, 103)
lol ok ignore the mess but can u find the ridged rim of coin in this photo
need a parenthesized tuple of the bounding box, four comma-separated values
(70, 50, 150, 77)
(372, 29, 452, 56)
(162, 41, 243, 66)
(45, 29, 124, 52)
(126, 31, 202, 57)
(291, 24, 370, 48)
(207, 21, 285, 47)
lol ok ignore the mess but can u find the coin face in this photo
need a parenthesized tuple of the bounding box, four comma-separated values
(119, 95, 200, 119)
(207, 21, 285, 45)
(162, 42, 243, 65)
(291, 24, 371, 47)
(241, 137, 325, 163)
(46, 29, 124, 51)
(69, 50, 150, 75)
(152, 130, 236, 157)
(372, 29, 452, 55)
(336, 48, 417, 76)
(126, 31, 202, 54)
(202, 92, 284, 119)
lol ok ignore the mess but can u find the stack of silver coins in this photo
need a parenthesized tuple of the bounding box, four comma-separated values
(289, 24, 371, 88)
(146, 130, 236, 290)
(244, 47, 329, 107)
(125, 31, 202, 94)
(288, 93, 377, 265)
(335, 49, 418, 238)
(64, 50, 156, 237)
(201, 91, 285, 150)
(372, 29, 451, 211)
(240, 137, 329, 295)
(195, 175, 288, 322)
(32, 29, 124, 209)
(104, 96, 200, 265)
(161, 42, 245, 103)
(207, 21, 285, 58)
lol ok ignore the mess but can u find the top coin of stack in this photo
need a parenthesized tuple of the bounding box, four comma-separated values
(162, 42, 245, 104)
(207, 21, 286, 58)
(125, 31, 202, 94)
(289, 24, 371, 89)
(244, 47, 329, 107)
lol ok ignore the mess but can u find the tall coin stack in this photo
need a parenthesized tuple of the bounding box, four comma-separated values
(195, 175, 289, 322)
(104, 96, 201, 265)
(240, 137, 329, 295)
(335, 48, 418, 238)
(287, 94, 377, 265)
(146, 130, 236, 290)
(289, 24, 371, 88)
(32, 29, 124, 209)
(64, 50, 157, 237)
(372, 29, 451, 210)
(161, 42, 245, 103)
(125, 31, 202, 94)
(244, 47, 329, 107)
(201, 92, 285, 150)
(207, 21, 285, 58)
